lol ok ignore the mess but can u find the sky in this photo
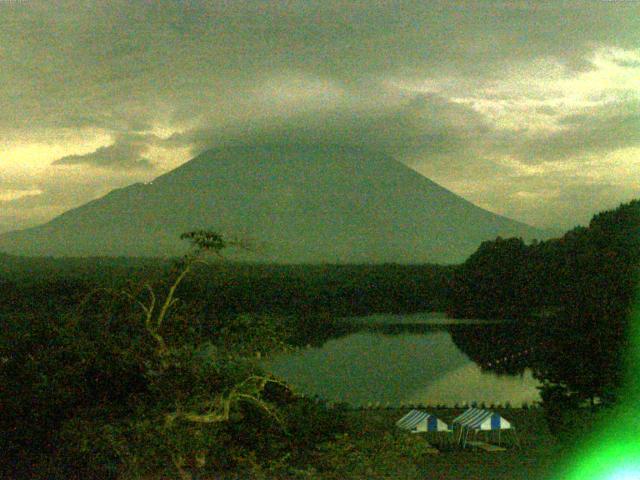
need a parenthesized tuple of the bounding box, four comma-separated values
(1, 0, 639, 234)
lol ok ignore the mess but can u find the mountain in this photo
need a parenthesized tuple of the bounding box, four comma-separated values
(0, 144, 548, 263)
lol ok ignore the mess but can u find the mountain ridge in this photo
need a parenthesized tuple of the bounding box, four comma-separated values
(0, 144, 548, 263)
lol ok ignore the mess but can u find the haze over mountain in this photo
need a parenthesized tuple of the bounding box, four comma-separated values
(0, 144, 547, 263)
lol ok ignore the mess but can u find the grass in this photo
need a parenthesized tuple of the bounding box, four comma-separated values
(154, 406, 561, 479)
(294, 407, 560, 480)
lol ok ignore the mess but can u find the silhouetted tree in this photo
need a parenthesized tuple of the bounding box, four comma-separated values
(447, 236, 531, 319)
(448, 199, 640, 408)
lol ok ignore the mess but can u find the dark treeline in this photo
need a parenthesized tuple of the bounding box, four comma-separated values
(2, 200, 637, 476)
(0, 257, 453, 320)
(0, 258, 452, 352)
(0, 252, 453, 477)
(448, 199, 640, 423)
(448, 200, 639, 323)
(2, 238, 372, 479)
(447, 322, 533, 376)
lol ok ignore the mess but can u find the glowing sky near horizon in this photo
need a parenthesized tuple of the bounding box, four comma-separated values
(1, 1, 639, 233)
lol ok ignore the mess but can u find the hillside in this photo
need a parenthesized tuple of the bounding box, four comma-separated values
(0, 144, 546, 263)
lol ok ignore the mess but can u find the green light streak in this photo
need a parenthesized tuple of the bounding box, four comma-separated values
(554, 288, 640, 480)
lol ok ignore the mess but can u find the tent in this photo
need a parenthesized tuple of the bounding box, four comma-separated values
(396, 409, 450, 433)
(452, 408, 519, 448)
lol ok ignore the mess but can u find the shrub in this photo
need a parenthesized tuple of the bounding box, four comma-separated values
(1, 231, 346, 479)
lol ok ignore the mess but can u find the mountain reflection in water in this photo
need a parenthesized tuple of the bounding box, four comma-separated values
(265, 315, 541, 407)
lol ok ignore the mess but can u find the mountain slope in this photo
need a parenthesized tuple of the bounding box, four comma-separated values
(0, 144, 547, 263)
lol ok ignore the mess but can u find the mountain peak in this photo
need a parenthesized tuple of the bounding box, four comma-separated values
(0, 145, 545, 263)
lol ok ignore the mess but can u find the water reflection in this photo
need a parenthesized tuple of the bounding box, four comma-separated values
(266, 318, 541, 406)
(407, 363, 539, 406)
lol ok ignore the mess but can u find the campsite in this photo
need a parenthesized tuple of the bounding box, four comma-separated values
(292, 406, 560, 480)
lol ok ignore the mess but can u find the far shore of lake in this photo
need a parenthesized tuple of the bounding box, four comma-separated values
(345, 311, 512, 325)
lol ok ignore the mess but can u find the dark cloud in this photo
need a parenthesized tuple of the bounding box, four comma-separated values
(516, 100, 640, 163)
(1, 1, 638, 132)
(454, 171, 640, 231)
(613, 58, 640, 68)
(167, 93, 491, 162)
(1, 0, 639, 231)
(52, 134, 157, 170)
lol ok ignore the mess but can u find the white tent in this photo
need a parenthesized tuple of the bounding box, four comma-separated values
(452, 408, 519, 448)
(396, 409, 450, 433)
(452, 407, 511, 431)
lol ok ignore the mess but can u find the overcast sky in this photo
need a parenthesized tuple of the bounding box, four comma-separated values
(1, 0, 639, 233)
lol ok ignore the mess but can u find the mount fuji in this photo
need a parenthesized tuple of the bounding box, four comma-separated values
(0, 144, 546, 263)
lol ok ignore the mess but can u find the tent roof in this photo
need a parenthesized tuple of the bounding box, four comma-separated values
(452, 407, 512, 431)
(396, 409, 449, 432)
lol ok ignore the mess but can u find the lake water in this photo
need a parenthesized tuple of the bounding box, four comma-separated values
(264, 313, 540, 407)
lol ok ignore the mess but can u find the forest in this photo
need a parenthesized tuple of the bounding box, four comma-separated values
(1, 237, 454, 478)
(1, 200, 638, 478)
(448, 199, 640, 428)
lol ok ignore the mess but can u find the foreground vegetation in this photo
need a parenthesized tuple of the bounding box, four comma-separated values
(2, 200, 638, 478)
(174, 406, 561, 480)
(448, 199, 639, 439)
(1, 233, 350, 479)
(1, 229, 562, 479)
(323, 407, 559, 480)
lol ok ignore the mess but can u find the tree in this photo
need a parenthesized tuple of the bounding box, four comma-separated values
(448, 200, 640, 412)
(447, 236, 532, 319)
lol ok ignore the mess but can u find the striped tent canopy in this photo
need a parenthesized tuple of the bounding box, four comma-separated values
(452, 408, 512, 431)
(396, 409, 450, 433)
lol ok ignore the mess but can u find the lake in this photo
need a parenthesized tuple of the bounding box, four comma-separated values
(264, 312, 541, 407)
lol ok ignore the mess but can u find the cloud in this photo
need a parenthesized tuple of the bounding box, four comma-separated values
(1, 1, 639, 231)
(0, 189, 43, 202)
(0, 163, 155, 232)
(1, 1, 638, 133)
(166, 92, 491, 160)
(446, 164, 640, 231)
(52, 134, 157, 170)
(513, 100, 640, 163)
